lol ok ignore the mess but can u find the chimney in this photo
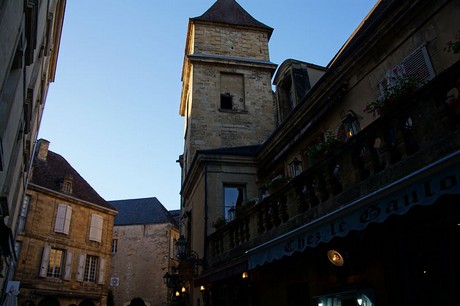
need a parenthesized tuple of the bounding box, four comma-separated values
(37, 139, 50, 161)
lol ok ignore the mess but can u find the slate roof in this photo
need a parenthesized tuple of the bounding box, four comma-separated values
(192, 0, 273, 37)
(109, 197, 178, 226)
(30, 150, 115, 210)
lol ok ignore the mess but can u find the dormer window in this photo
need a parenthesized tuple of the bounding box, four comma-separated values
(61, 174, 73, 194)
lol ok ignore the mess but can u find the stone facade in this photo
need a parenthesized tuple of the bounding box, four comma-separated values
(15, 140, 117, 306)
(109, 198, 179, 306)
(179, 1, 277, 173)
(0, 0, 66, 295)
(110, 224, 178, 306)
(178, 0, 460, 305)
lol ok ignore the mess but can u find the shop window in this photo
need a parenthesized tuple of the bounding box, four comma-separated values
(316, 291, 374, 306)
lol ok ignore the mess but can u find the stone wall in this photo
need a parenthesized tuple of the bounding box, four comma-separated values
(16, 186, 116, 306)
(110, 223, 176, 306)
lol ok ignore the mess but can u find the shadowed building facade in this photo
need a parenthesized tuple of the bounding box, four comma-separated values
(0, 1, 66, 296)
(177, 0, 460, 305)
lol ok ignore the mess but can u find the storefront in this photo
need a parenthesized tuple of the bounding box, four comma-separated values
(243, 152, 460, 306)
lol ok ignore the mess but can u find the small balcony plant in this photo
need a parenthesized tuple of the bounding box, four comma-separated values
(212, 216, 227, 229)
(445, 30, 460, 54)
(364, 74, 426, 118)
(306, 131, 339, 162)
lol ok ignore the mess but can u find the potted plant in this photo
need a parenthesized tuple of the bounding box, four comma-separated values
(306, 131, 339, 162)
(364, 74, 426, 118)
(445, 30, 460, 54)
(212, 217, 227, 229)
(236, 197, 258, 216)
(263, 174, 289, 194)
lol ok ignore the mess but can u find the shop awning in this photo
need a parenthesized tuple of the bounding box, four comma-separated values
(246, 151, 460, 269)
(195, 257, 247, 286)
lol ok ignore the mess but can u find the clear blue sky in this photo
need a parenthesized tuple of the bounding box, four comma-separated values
(39, 0, 378, 211)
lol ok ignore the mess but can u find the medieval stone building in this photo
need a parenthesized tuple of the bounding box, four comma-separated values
(14, 140, 117, 306)
(109, 197, 179, 306)
(176, 0, 460, 305)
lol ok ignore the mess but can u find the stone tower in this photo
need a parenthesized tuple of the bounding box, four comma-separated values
(179, 0, 277, 173)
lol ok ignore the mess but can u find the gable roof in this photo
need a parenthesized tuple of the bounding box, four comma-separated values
(109, 197, 177, 226)
(30, 150, 115, 210)
(192, 0, 273, 38)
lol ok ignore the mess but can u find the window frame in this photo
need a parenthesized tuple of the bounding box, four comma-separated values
(223, 184, 246, 220)
(83, 255, 98, 282)
(47, 248, 64, 278)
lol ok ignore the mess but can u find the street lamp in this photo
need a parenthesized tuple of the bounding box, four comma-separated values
(175, 235, 207, 269)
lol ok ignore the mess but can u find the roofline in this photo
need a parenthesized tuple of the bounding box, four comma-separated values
(28, 183, 118, 215)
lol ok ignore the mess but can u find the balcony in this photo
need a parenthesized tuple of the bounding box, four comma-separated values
(206, 61, 460, 267)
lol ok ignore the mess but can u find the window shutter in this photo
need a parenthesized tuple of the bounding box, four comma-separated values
(63, 205, 72, 234)
(98, 257, 106, 284)
(39, 245, 51, 278)
(89, 214, 103, 242)
(76, 253, 86, 282)
(54, 204, 66, 233)
(54, 204, 72, 234)
(401, 45, 435, 81)
(63, 251, 73, 280)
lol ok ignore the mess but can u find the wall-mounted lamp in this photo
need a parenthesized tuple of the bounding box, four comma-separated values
(175, 291, 180, 297)
(342, 110, 361, 139)
(327, 249, 344, 266)
(357, 298, 363, 305)
(200, 285, 206, 292)
(175, 235, 207, 268)
(181, 286, 187, 293)
(242, 271, 249, 279)
(289, 157, 303, 177)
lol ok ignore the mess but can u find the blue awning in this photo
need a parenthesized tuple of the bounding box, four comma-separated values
(246, 151, 460, 269)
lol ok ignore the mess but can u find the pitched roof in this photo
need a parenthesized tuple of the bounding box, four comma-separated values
(192, 0, 273, 37)
(30, 150, 115, 210)
(109, 197, 178, 226)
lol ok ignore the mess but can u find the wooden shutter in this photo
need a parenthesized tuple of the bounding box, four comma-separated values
(98, 257, 106, 284)
(63, 251, 73, 280)
(89, 214, 103, 242)
(54, 204, 72, 234)
(39, 245, 51, 277)
(63, 205, 72, 234)
(76, 253, 86, 281)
